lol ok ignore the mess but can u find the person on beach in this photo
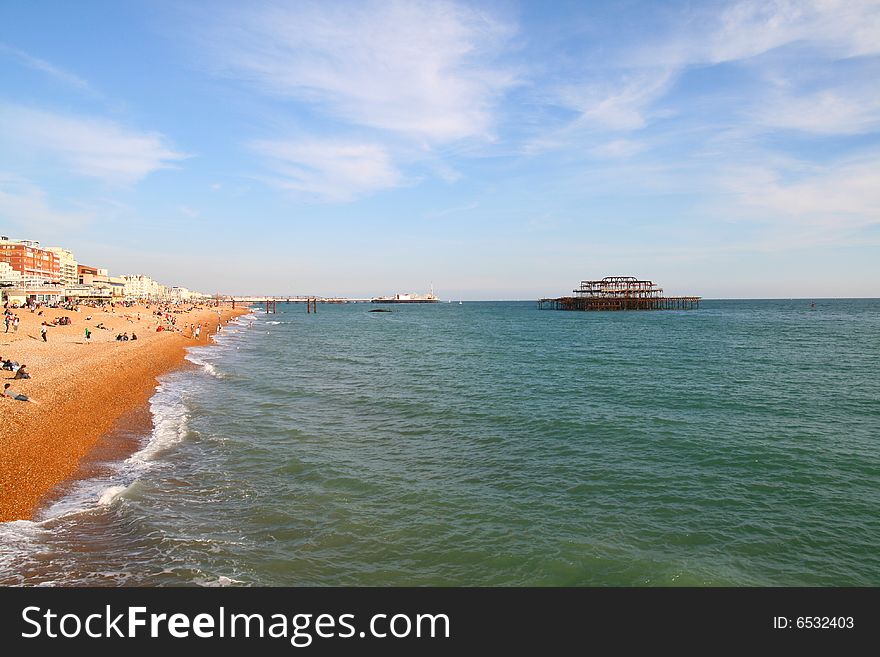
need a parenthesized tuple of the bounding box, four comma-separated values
(2, 383, 36, 403)
(85, 327, 91, 343)
(3, 315, 8, 332)
(12, 364, 30, 380)
(40, 322, 48, 342)
(13, 316, 19, 332)
(131, 332, 137, 341)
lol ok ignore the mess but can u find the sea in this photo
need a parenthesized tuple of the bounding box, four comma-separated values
(1, 300, 878, 586)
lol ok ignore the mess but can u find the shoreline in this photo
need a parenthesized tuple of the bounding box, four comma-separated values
(0, 302, 249, 522)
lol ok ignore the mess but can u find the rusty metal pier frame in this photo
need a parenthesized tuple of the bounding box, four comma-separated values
(538, 276, 700, 311)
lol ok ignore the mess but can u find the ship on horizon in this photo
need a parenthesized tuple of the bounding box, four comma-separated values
(371, 285, 439, 304)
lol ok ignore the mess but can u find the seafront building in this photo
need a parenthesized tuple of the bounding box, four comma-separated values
(0, 262, 23, 286)
(77, 265, 126, 298)
(0, 234, 208, 305)
(0, 236, 60, 284)
(46, 247, 79, 286)
(121, 274, 166, 300)
(169, 286, 196, 301)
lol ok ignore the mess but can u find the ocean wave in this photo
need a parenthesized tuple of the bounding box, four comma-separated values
(185, 352, 226, 379)
(0, 520, 43, 583)
(97, 485, 130, 506)
(193, 575, 245, 587)
(202, 361, 222, 378)
(0, 369, 204, 585)
(128, 381, 192, 464)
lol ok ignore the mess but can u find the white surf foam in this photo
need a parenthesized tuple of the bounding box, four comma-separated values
(97, 485, 129, 506)
(0, 520, 44, 582)
(0, 369, 201, 584)
(185, 351, 225, 379)
(128, 382, 191, 464)
(194, 575, 244, 587)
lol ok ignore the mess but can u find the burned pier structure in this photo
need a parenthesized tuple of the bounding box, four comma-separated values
(538, 276, 700, 311)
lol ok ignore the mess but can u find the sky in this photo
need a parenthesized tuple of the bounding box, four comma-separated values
(1, 0, 878, 299)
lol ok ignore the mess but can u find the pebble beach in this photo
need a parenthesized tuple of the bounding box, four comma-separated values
(0, 302, 246, 521)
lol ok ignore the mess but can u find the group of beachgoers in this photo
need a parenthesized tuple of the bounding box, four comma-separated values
(3, 310, 21, 334)
(0, 355, 35, 403)
(0, 299, 223, 404)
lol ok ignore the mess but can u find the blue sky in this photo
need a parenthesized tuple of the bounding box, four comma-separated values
(1, 0, 878, 298)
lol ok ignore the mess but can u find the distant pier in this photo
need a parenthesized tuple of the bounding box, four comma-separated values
(538, 276, 700, 311)
(214, 295, 373, 306)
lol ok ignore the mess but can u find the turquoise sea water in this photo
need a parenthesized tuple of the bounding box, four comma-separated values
(1, 300, 878, 586)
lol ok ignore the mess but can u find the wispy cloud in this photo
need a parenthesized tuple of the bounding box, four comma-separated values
(0, 42, 93, 93)
(592, 139, 648, 159)
(0, 175, 94, 229)
(536, 0, 880, 148)
(753, 87, 880, 135)
(722, 156, 880, 229)
(206, 0, 517, 144)
(559, 69, 676, 132)
(636, 0, 880, 68)
(251, 138, 402, 202)
(422, 200, 479, 220)
(178, 205, 202, 219)
(0, 104, 188, 185)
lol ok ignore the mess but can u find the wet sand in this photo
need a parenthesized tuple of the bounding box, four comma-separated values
(0, 302, 247, 521)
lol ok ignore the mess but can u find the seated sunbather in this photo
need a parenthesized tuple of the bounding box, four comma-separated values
(2, 383, 35, 403)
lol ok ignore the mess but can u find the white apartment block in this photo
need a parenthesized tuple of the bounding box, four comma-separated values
(122, 274, 165, 299)
(0, 261, 23, 285)
(46, 247, 79, 286)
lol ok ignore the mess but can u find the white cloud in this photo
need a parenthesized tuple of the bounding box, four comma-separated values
(564, 70, 675, 131)
(432, 162, 463, 183)
(754, 87, 880, 135)
(0, 175, 94, 229)
(643, 0, 880, 68)
(0, 104, 188, 185)
(721, 156, 880, 229)
(0, 43, 92, 93)
(521, 72, 672, 154)
(206, 0, 517, 142)
(543, 0, 880, 143)
(178, 205, 202, 219)
(251, 138, 402, 202)
(593, 139, 647, 159)
(711, 0, 880, 61)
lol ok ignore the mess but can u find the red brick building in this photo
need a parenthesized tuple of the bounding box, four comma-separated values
(0, 237, 60, 283)
(77, 264, 100, 281)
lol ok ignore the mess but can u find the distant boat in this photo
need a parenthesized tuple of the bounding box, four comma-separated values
(371, 284, 439, 304)
(459, 300, 463, 305)
(371, 293, 439, 304)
